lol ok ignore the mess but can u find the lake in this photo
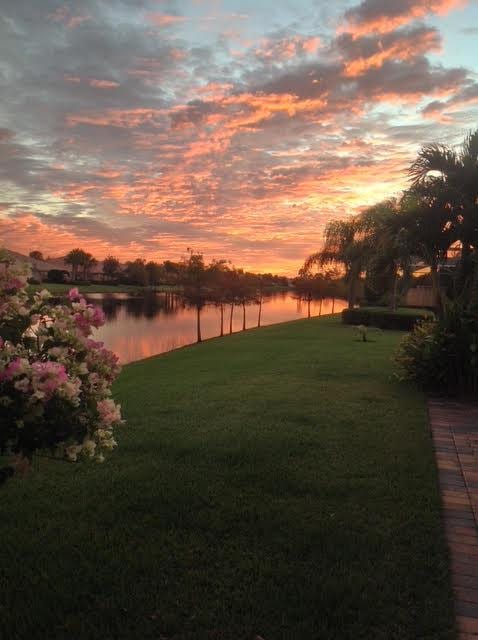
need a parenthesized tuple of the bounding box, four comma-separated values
(87, 291, 348, 364)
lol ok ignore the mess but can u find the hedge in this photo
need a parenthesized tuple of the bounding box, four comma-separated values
(342, 307, 434, 331)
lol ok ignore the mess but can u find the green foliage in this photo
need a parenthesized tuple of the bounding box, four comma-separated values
(342, 307, 432, 331)
(395, 303, 478, 395)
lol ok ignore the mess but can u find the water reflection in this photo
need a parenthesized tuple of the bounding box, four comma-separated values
(86, 291, 347, 364)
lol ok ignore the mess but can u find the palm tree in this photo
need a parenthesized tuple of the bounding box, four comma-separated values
(400, 184, 455, 310)
(409, 129, 478, 293)
(359, 200, 413, 311)
(83, 254, 97, 280)
(65, 248, 90, 281)
(303, 217, 370, 309)
(103, 256, 121, 281)
(181, 250, 210, 343)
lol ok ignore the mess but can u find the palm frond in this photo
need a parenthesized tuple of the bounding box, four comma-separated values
(409, 143, 459, 186)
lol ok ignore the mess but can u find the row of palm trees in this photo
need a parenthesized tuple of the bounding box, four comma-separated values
(302, 129, 478, 312)
(180, 250, 268, 342)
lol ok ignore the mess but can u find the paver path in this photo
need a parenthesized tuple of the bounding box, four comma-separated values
(429, 399, 478, 639)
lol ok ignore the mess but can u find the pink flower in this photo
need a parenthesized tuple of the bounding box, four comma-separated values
(31, 361, 68, 399)
(68, 288, 81, 301)
(4, 277, 25, 291)
(0, 357, 30, 381)
(97, 398, 122, 426)
(90, 306, 105, 328)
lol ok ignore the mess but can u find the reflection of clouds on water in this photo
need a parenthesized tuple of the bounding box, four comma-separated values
(89, 292, 347, 364)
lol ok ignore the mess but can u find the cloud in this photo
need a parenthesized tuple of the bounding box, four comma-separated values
(48, 6, 92, 29)
(342, 0, 467, 36)
(147, 13, 187, 27)
(337, 25, 441, 77)
(0, 0, 476, 273)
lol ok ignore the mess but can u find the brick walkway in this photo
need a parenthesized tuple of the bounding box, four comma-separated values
(429, 399, 478, 639)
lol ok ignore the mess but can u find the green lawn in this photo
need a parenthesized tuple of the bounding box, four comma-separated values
(27, 283, 181, 295)
(0, 316, 455, 639)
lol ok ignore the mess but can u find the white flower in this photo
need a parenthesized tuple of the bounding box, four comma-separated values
(82, 439, 97, 457)
(65, 444, 82, 462)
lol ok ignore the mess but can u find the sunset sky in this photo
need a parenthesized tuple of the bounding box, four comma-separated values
(1, 0, 477, 274)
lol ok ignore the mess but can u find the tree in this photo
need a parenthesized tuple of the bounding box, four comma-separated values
(83, 254, 97, 280)
(208, 260, 230, 336)
(47, 269, 69, 284)
(65, 248, 91, 281)
(124, 259, 147, 286)
(400, 185, 454, 310)
(358, 200, 412, 311)
(303, 217, 368, 309)
(294, 270, 335, 317)
(409, 129, 478, 295)
(103, 256, 121, 281)
(146, 261, 163, 287)
(29, 251, 43, 261)
(181, 250, 211, 343)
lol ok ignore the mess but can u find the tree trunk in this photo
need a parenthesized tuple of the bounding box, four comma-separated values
(319, 298, 323, 316)
(229, 303, 234, 334)
(307, 296, 311, 318)
(257, 297, 262, 327)
(331, 298, 335, 314)
(389, 268, 399, 312)
(242, 303, 246, 331)
(196, 305, 202, 343)
(430, 263, 442, 313)
(220, 303, 224, 337)
(348, 276, 357, 309)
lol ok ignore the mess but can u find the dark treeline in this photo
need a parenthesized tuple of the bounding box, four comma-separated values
(301, 129, 478, 315)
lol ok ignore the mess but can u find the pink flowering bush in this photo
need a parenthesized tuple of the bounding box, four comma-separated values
(0, 253, 124, 480)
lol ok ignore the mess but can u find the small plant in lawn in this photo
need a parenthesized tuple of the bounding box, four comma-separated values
(0, 253, 124, 483)
(353, 325, 381, 342)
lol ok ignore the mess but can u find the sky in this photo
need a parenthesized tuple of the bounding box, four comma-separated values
(1, 0, 477, 274)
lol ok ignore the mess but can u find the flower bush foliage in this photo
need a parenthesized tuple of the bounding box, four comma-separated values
(395, 302, 478, 395)
(0, 254, 123, 476)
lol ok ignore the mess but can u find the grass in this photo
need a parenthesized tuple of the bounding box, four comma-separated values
(27, 283, 181, 295)
(0, 316, 455, 639)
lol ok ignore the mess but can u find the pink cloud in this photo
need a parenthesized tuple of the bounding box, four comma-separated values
(48, 6, 91, 29)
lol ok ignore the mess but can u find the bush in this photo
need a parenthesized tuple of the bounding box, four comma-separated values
(0, 255, 124, 482)
(395, 303, 478, 395)
(342, 307, 433, 331)
(47, 269, 69, 283)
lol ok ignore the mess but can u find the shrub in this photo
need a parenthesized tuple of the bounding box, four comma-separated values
(0, 255, 124, 482)
(395, 303, 478, 395)
(47, 269, 69, 283)
(342, 307, 432, 331)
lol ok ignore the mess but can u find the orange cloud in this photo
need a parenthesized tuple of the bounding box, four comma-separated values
(147, 13, 187, 27)
(89, 79, 120, 89)
(343, 29, 441, 77)
(255, 35, 322, 61)
(342, 0, 466, 37)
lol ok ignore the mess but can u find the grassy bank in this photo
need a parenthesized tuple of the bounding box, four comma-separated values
(27, 282, 181, 295)
(0, 316, 455, 639)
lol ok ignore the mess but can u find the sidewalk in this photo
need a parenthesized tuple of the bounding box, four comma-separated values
(429, 399, 478, 639)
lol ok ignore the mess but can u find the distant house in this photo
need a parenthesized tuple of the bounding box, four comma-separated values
(1, 249, 112, 283)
